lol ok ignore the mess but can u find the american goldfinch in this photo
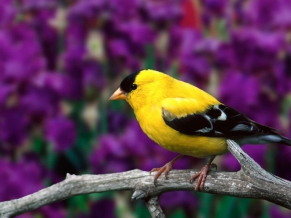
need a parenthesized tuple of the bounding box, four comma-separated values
(109, 69, 291, 191)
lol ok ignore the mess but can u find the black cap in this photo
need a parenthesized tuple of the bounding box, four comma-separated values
(120, 71, 140, 93)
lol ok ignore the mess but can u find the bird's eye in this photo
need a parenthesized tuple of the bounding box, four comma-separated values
(131, 84, 137, 90)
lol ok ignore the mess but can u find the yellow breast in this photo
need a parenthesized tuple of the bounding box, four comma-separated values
(135, 106, 228, 158)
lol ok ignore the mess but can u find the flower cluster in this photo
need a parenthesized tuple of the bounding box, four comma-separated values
(0, 1, 77, 154)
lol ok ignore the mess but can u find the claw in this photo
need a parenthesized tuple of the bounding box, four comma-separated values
(190, 156, 216, 192)
(149, 154, 183, 186)
(189, 172, 200, 184)
(150, 163, 173, 186)
(150, 168, 159, 174)
(190, 165, 210, 192)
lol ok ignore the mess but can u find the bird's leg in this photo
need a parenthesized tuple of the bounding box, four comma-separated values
(150, 154, 184, 186)
(190, 156, 216, 192)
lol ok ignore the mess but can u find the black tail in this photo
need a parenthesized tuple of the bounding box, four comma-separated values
(280, 135, 291, 146)
(254, 122, 291, 146)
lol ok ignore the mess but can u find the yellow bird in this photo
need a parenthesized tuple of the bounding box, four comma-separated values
(109, 69, 291, 191)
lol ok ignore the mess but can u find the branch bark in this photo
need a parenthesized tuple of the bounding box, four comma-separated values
(144, 196, 166, 218)
(0, 139, 290, 217)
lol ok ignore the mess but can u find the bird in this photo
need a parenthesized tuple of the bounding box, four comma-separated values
(109, 69, 291, 191)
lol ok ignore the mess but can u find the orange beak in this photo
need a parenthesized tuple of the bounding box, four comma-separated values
(109, 88, 127, 100)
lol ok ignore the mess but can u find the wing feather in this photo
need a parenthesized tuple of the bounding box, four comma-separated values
(161, 100, 278, 138)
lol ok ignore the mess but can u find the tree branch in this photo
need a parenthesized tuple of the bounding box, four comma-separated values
(0, 139, 290, 217)
(144, 196, 166, 218)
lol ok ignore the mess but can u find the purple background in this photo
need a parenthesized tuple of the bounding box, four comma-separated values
(1, 0, 291, 217)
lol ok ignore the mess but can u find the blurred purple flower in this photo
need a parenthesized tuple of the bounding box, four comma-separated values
(107, 38, 140, 71)
(108, 0, 140, 20)
(63, 27, 106, 96)
(20, 0, 57, 11)
(231, 28, 284, 73)
(0, 32, 11, 61)
(117, 21, 155, 46)
(82, 60, 105, 91)
(0, 83, 15, 107)
(272, 6, 291, 29)
(0, 157, 44, 201)
(180, 56, 211, 88)
(20, 86, 59, 119)
(201, 0, 228, 17)
(251, 95, 280, 129)
(178, 29, 202, 57)
(142, 0, 183, 26)
(0, 24, 46, 84)
(37, 205, 66, 218)
(179, 29, 221, 88)
(160, 191, 198, 210)
(222, 144, 267, 171)
(271, 62, 291, 97)
(107, 111, 129, 134)
(62, 50, 84, 99)
(45, 115, 76, 152)
(194, 37, 221, 54)
(215, 42, 236, 69)
(24, 8, 59, 70)
(33, 72, 78, 98)
(219, 70, 281, 128)
(199, 0, 230, 28)
(244, 0, 277, 28)
(65, 24, 88, 51)
(166, 26, 183, 58)
(62, 48, 84, 77)
(107, 39, 130, 58)
(270, 205, 291, 218)
(243, 0, 291, 29)
(62, 24, 87, 91)
(219, 71, 261, 113)
(0, 0, 16, 28)
(90, 134, 130, 173)
(68, 0, 106, 23)
(0, 107, 29, 148)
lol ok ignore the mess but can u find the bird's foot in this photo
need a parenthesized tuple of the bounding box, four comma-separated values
(150, 162, 173, 186)
(189, 163, 217, 192)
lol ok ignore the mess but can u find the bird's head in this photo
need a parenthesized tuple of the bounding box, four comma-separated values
(109, 69, 172, 111)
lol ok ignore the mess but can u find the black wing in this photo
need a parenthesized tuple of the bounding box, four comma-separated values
(162, 104, 278, 138)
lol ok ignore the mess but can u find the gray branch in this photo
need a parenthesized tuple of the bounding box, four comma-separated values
(0, 139, 291, 217)
(144, 196, 166, 218)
